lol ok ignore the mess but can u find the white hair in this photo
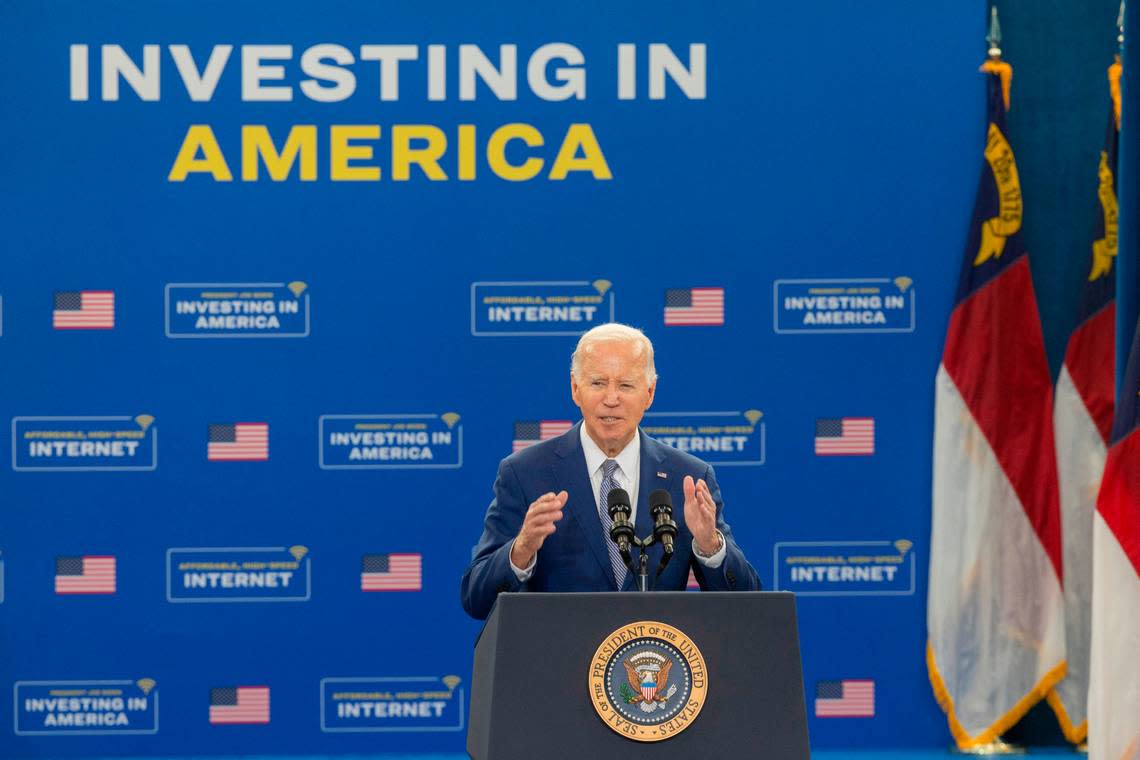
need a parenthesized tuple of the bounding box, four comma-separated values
(570, 323, 657, 385)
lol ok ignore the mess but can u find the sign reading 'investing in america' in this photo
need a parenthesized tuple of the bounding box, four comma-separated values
(165, 282, 310, 337)
(774, 277, 915, 334)
(319, 414, 463, 469)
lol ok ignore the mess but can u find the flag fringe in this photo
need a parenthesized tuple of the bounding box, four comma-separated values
(979, 59, 1013, 111)
(1044, 688, 1088, 744)
(1109, 59, 1122, 131)
(926, 641, 1067, 749)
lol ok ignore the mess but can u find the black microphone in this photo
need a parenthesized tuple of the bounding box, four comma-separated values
(648, 489, 678, 556)
(607, 488, 635, 563)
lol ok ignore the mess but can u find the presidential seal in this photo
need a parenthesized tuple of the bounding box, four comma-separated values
(588, 620, 708, 742)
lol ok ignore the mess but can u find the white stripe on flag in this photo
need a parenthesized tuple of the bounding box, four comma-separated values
(362, 555, 422, 591)
(209, 687, 270, 724)
(1087, 512, 1140, 760)
(928, 365, 1065, 741)
(1051, 366, 1106, 738)
(54, 292, 115, 328)
(55, 557, 116, 594)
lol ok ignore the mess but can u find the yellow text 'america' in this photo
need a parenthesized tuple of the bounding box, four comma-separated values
(168, 123, 613, 182)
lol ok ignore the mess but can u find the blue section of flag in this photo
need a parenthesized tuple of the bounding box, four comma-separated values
(210, 688, 238, 706)
(513, 421, 539, 441)
(953, 71, 1027, 307)
(816, 419, 843, 437)
(1112, 313, 1140, 443)
(1076, 101, 1120, 323)
(1119, 2, 1140, 396)
(816, 681, 843, 698)
(362, 554, 390, 573)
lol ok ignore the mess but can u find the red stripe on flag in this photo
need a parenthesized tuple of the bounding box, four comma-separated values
(209, 686, 270, 724)
(55, 556, 116, 594)
(1095, 431, 1140, 577)
(1062, 303, 1116, 444)
(53, 292, 115, 329)
(361, 554, 423, 591)
(686, 569, 700, 590)
(941, 258, 1063, 581)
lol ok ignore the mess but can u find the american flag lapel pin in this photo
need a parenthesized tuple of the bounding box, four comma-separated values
(657, 471, 668, 479)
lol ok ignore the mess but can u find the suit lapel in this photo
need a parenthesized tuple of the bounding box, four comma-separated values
(552, 423, 617, 590)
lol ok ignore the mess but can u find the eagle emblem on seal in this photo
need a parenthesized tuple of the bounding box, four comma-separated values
(621, 650, 678, 713)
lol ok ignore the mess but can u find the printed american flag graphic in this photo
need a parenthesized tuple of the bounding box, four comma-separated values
(209, 686, 270, 724)
(55, 555, 116, 594)
(361, 553, 422, 591)
(686, 569, 700, 590)
(53, 291, 115, 329)
(814, 418, 875, 456)
(664, 288, 724, 326)
(207, 423, 269, 461)
(512, 420, 573, 452)
(815, 679, 875, 717)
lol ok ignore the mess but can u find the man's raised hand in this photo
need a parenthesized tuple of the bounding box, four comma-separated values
(510, 491, 569, 569)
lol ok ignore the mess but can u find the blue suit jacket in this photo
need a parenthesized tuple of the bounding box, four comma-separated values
(460, 423, 761, 619)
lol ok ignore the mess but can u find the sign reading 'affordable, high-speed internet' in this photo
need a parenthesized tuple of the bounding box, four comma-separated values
(471, 280, 615, 336)
(167, 546, 312, 602)
(641, 410, 765, 466)
(320, 676, 465, 733)
(12, 415, 157, 471)
(773, 540, 916, 596)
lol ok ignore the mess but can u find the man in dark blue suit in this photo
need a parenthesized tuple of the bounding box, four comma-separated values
(461, 323, 760, 620)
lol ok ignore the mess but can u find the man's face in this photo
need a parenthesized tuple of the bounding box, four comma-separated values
(571, 340, 656, 456)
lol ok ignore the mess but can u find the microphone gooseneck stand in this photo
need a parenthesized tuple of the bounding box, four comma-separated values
(607, 488, 680, 592)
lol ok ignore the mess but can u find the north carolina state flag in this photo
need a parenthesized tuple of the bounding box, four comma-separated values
(1087, 314, 1140, 760)
(1048, 62, 1121, 745)
(927, 60, 1066, 749)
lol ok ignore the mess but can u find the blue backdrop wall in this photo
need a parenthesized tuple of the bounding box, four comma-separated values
(0, 0, 989, 755)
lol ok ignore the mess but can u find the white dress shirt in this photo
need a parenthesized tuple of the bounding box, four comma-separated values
(510, 425, 726, 580)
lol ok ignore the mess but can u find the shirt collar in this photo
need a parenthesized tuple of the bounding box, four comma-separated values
(579, 423, 640, 480)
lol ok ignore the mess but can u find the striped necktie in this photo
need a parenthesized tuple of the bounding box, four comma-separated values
(597, 458, 628, 589)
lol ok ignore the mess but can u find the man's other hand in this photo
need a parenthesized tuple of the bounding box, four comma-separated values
(511, 491, 568, 568)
